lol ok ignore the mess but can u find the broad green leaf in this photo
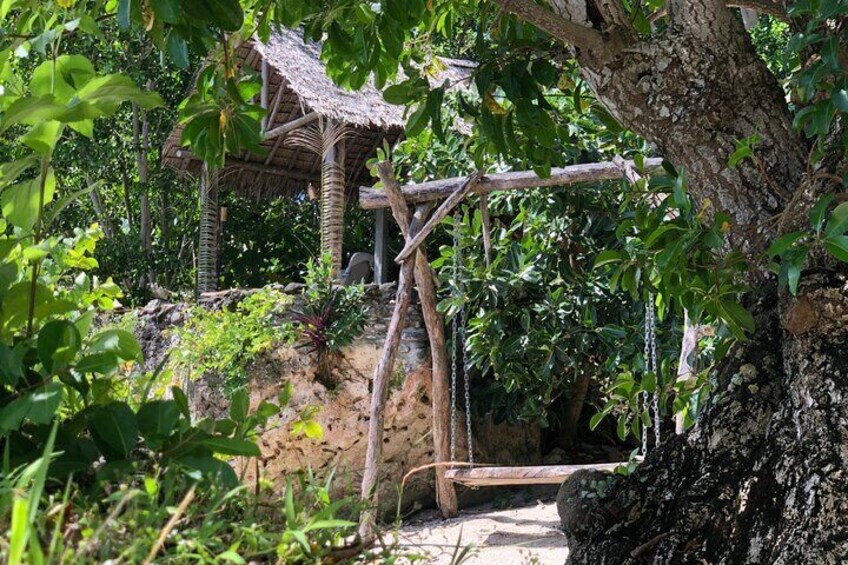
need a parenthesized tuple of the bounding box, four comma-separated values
(200, 436, 261, 457)
(303, 420, 323, 440)
(74, 351, 119, 375)
(2, 169, 56, 232)
(88, 329, 142, 361)
(824, 235, 848, 263)
(26, 382, 63, 425)
(593, 250, 623, 269)
(88, 401, 138, 459)
(825, 202, 848, 237)
(0, 96, 68, 134)
(644, 224, 685, 248)
(230, 387, 249, 421)
(766, 231, 805, 257)
(0, 155, 38, 190)
(0, 343, 24, 387)
(137, 400, 180, 439)
(37, 320, 81, 372)
(0, 394, 33, 433)
(810, 194, 835, 233)
(833, 89, 848, 112)
(171, 386, 191, 419)
(76, 74, 162, 114)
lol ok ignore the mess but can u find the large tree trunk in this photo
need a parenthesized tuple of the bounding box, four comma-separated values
(565, 278, 848, 563)
(482, 1, 848, 563)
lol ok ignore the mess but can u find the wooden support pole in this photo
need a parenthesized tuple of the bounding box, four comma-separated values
(373, 208, 388, 284)
(394, 169, 486, 264)
(377, 161, 458, 518)
(360, 158, 665, 210)
(479, 194, 493, 267)
(262, 111, 320, 142)
(359, 206, 428, 540)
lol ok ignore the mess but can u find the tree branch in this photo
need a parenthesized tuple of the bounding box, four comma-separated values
(726, 0, 789, 22)
(490, 0, 607, 55)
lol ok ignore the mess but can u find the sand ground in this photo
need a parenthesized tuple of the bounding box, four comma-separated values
(394, 497, 568, 564)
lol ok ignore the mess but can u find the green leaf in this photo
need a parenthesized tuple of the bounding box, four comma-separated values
(719, 299, 755, 335)
(593, 250, 623, 269)
(181, 0, 244, 31)
(230, 388, 249, 421)
(303, 420, 323, 440)
(0, 394, 33, 433)
(20, 121, 64, 155)
(137, 400, 180, 439)
(810, 194, 834, 233)
(37, 320, 82, 373)
(171, 386, 191, 419)
(825, 202, 848, 237)
(165, 31, 189, 69)
(88, 401, 138, 459)
(0, 343, 25, 387)
(824, 235, 848, 262)
(833, 89, 848, 112)
(27, 382, 63, 425)
(88, 329, 142, 361)
(2, 169, 56, 232)
(644, 224, 685, 248)
(200, 436, 261, 456)
(75, 352, 119, 375)
(766, 231, 805, 257)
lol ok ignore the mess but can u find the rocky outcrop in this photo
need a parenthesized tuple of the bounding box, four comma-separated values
(134, 284, 541, 516)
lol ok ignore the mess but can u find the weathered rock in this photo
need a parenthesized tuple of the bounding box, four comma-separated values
(557, 469, 619, 543)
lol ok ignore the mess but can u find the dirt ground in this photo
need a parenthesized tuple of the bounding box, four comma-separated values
(394, 494, 568, 564)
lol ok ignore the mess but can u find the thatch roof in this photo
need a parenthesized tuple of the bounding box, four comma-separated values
(162, 28, 406, 199)
(162, 28, 476, 200)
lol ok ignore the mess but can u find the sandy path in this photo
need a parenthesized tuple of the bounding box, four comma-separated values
(395, 499, 568, 564)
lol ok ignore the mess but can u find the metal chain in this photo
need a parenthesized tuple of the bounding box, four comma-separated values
(649, 296, 661, 448)
(641, 297, 651, 457)
(449, 210, 460, 464)
(460, 298, 473, 465)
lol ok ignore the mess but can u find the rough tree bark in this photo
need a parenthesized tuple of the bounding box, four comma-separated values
(490, 0, 847, 563)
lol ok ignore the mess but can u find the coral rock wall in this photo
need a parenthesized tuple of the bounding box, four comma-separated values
(135, 284, 540, 515)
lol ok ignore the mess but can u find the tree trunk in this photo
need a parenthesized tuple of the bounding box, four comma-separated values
(565, 277, 848, 563)
(502, 2, 848, 564)
(560, 367, 591, 450)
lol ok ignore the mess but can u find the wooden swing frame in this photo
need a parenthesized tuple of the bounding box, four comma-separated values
(356, 157, 663, 539)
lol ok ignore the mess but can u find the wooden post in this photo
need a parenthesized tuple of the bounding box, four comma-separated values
(359, 206, 428, 539)
(373, 208, 388, 284)
(479, 194, 493, 267)
(377, 161, 458, 518)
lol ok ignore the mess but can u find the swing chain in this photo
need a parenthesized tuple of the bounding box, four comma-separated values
(449, 211, 460, 464)
(650, 298, 660, 448)
(642, 293, 660, 457)
(460, 299, 473, 465)
(642, 298, 651, 457)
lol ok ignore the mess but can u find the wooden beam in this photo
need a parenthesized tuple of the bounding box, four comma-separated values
(360, 158, 665, 210)
(444, 462, 631, 487)
(378, 161, 458, 518)
(262, 112, 320, 142)
(359, 206, 429, 540)
(394, 170, 485, 264)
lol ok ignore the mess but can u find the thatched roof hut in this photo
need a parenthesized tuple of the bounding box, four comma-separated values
(162, 28, 407, 199)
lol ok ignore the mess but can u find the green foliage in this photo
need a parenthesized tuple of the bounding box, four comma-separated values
(767, 197, 848, 294)
(293, 254, 368, 354)
(170, 286, 293, 393)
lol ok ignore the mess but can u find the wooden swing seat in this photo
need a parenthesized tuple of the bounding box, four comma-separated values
(444, 461, 629, 487)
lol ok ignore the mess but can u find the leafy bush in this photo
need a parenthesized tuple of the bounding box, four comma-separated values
(169, 286, 293, 394)
(293, 254, 368, 387)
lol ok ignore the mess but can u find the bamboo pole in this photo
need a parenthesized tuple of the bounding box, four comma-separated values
(359, 206, 429, 539)
(376, 161, 458, 518)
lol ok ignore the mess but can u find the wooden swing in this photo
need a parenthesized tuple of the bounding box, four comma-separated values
(357, 157, 663, 537)
(441, 207, 657, 489)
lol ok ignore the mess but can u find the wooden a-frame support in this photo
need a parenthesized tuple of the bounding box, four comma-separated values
(358, 156, 669, 537)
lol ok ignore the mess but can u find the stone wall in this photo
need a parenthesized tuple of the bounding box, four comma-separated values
(135, 284, 541, 515)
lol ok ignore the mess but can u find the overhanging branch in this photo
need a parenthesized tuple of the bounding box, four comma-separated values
(490, 0, 607, 55)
